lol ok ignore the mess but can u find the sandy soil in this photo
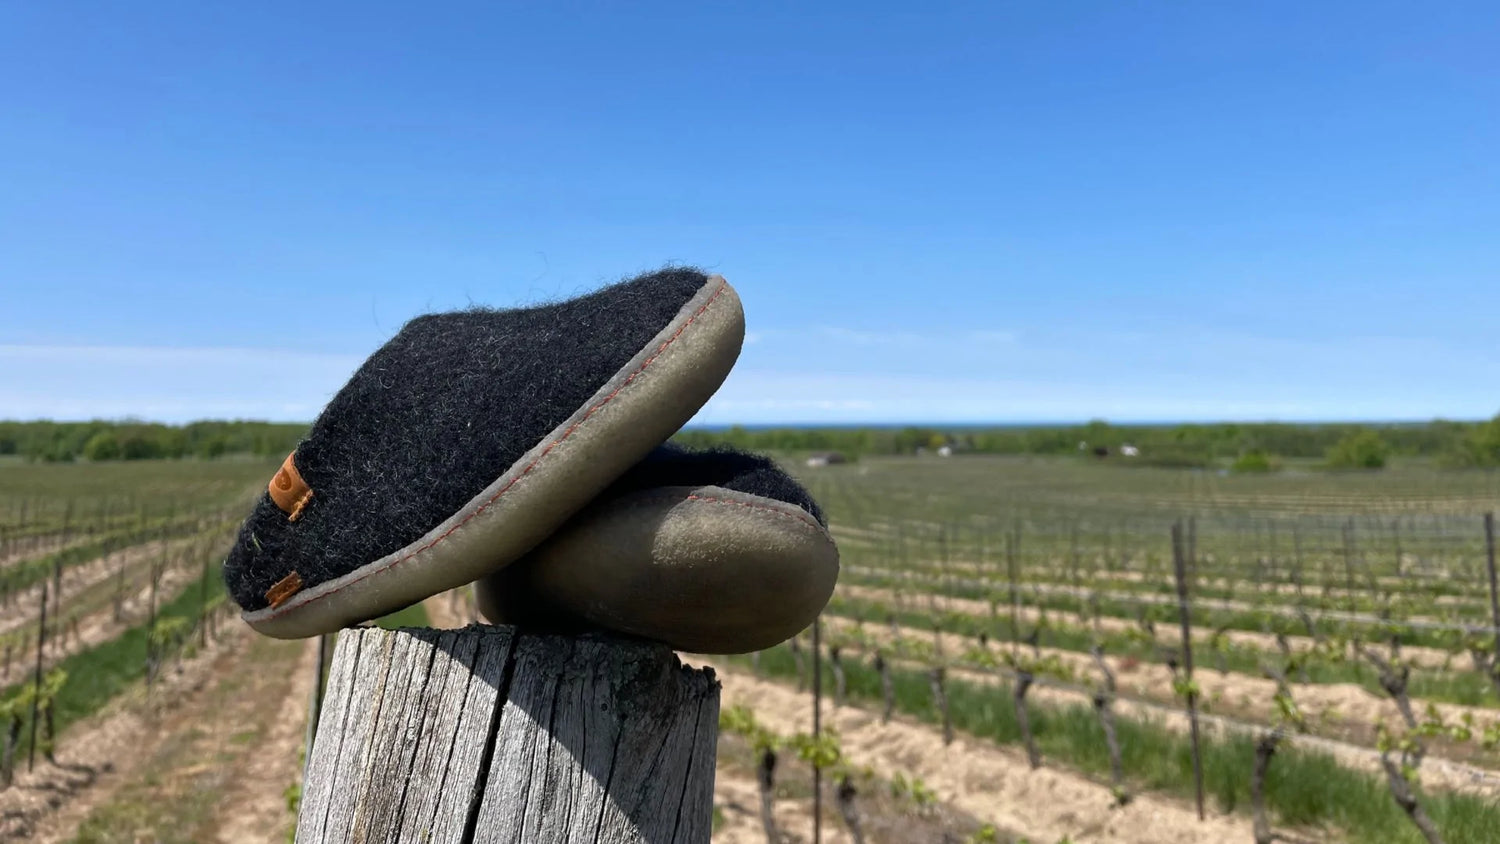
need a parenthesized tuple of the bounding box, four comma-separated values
(838, 546, 1485, 611)
(692, 657, 1255, 844)
(1, 538, 226, 685)
(713, 768, 815, 844)
(841, 581, 1464, 672)
(2, 610, 248, 841)
(712, 716, 1000, 843)
(423, 586, 476, 630)
(211, 635, 319, 843)
(0, 534, 87, 572)
(5, 619, 320, 844)
(831, 527, 1458, 586)
(820, 615, 1500, 798)
(844, 562, 1486, 644)
(0, 531, 228, 640)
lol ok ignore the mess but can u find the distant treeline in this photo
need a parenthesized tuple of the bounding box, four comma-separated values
(0, 420, 307, 462)
(674, 416, 1500, 470)
(4, 416, 1500, 469)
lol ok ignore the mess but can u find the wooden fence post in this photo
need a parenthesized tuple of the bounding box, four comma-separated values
(296, 625, 720, 843)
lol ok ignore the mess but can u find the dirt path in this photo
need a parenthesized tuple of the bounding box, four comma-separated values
(13, 624, 314, 844)
(714, 767, 811, 844)
(840, 581, 1463, 672)
(0, 530, 230, 642)
(212, 636, 319, 843)
(1, 541, 225, 686)
(422, 587, 475, 630)
(0, 534, 87, 571)
(844, 563, 1487, 646)
(819, 615, 1500, 797)
(1, 613, 249, 841)
(693, 658, 1254, 844)
(713, 717, 1008, 844)
(830, 538, 1474, 606)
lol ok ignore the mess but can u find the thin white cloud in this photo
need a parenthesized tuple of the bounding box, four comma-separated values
(0, 344, 363, 422)
(3, 327, 1494, 426)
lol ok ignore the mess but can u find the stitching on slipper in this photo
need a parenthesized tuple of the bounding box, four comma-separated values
(258, 279, 731, 619)
(289, 490, 313, 522)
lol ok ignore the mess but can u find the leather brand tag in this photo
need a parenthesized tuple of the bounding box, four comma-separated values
(265, 571, 304, 608)
(269, 453, 313, 521)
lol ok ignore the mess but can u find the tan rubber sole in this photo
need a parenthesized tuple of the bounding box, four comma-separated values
(242, 276, 745, 639)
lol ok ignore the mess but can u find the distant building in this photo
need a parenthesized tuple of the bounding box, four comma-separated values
(805, 451, 849, 468)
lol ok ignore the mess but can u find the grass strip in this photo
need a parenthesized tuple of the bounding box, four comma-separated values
(373, 602, 431, 629)
(1, 563, 226, 765)
(844, 567, 1477, 662)
(828, 592, 1499, 707)
(728, 642, 1500, 844)
(1, 514, 236, 596)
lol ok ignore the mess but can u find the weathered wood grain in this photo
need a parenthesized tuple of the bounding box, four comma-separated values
(295, 624, 719, 844)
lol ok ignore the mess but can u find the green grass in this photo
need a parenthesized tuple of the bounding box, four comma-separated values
(0, 513, 237, 598)
(734, 642, 1500, 844)
(372, 601, 431, 629)
(65, 631, 307, 844)
(827, 592, 1500, 708)
(1, 569, 429, 764)
(2, 564, 226, 757)
(844, 565, 1472, 653)
(67, 722, 224, 844)
(0, 458, 276, 538)
(801, 454, 1500, 524)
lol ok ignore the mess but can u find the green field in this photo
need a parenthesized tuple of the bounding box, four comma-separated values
(5, 453, 1500, 842)
(777, 454, 1500, 842)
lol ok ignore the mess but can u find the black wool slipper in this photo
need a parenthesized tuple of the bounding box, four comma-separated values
(475, 445, 840, 654)
(225, 269, 744, 638)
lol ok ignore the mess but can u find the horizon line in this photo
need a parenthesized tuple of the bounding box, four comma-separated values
(0, 415, 1489, 429)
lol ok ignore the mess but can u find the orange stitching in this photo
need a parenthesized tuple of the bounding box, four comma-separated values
(261, 280, 730, 617)
(288, 490, 313, 522)
(683, 493, 824, 532)
(268, 452, 312, 516)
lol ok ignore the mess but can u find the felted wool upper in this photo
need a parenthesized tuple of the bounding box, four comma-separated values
(599, 444, 827, 526)
(223, 268, 717, 613)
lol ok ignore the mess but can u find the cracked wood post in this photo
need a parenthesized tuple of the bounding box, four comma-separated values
(295, 624, 720, 844)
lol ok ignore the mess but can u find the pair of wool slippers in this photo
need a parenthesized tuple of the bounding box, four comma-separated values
(223, 269, 838, 654)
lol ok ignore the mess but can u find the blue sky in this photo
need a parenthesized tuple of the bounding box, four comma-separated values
(2, 2, 1496, 425)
